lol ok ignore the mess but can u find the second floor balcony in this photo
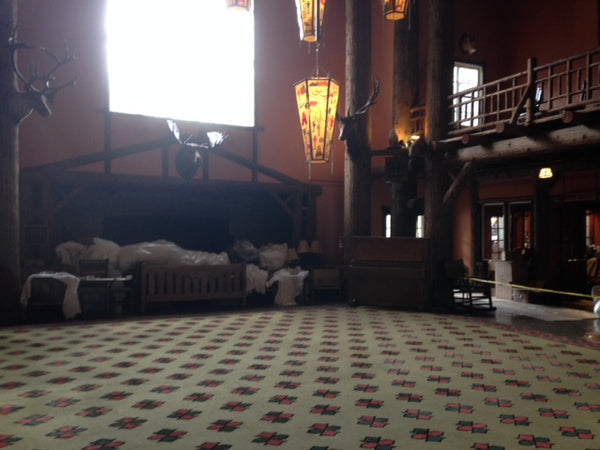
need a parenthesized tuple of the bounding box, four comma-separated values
(410, 47, 600, 149)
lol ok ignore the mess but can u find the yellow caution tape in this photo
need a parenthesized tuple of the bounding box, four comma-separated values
(468, 277, 596, 301)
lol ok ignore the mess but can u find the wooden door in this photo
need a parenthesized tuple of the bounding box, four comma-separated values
(559, 205, 587, 294)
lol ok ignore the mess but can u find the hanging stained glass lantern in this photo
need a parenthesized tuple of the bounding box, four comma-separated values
(294, 76, 340, 164)
(295, 0, 326, 42)
(226, 0, 251, 11)
(384, 0, 408, 20)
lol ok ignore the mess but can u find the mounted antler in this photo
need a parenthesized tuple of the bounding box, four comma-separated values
(337, 79, 380, 161)
(167, 120, 227, 179)
(7, 25, 76, 124)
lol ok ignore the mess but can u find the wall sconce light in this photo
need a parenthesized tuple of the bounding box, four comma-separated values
(538, 167, 553, 179)
(296, 0, 326, 42)
(409, 133, 422, 142)
(294, 76, 340, 163)
(384, 0, 408, 20)
(226, 0, 251, 10)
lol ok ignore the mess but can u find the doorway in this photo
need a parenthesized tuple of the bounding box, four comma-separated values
(559, 204, 600, 294)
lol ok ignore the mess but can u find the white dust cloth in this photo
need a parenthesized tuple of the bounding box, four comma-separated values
(20, 272, 81, 319)
(246, 264, 269, 294)
(267, 268, 309, 306)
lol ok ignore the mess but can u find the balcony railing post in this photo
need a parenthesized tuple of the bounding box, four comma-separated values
(525, 57, 537, 125)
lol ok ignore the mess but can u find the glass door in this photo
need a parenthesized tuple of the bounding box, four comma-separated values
(482, 203, 505, 261)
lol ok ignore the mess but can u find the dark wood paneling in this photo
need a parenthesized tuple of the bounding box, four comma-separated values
(348, 236, 430, 308)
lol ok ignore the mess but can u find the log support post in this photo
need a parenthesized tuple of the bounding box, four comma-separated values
(425, 0, 454, 309)
(391, 4, 419, 237)
(0, 0, 21, 324)
(343, 0, 372, 257)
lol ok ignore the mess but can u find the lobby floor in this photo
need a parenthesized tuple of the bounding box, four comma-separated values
(477, 297, 600, 346)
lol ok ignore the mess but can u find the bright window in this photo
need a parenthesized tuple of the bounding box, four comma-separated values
(482, 203, 505, 260)
(490, 215, 504, 259)
(105, 0, 255, 127)
(383, 211, 424, 239)
(415, 215, 424, 238)
(453, 62, 483, 127)
(385, 212, 391, 238)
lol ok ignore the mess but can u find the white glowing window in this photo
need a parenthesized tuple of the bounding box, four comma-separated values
(105, 0, 255, 127)
(415, 215, 424, 238)
(385, 213, 391, 238)
(453, 62, 483, 127)
(383, 213, 424, 238)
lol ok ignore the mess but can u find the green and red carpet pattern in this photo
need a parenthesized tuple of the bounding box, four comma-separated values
(0, 304, 598, 449)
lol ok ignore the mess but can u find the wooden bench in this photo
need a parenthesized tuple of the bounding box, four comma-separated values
(140, 263, 246, 313)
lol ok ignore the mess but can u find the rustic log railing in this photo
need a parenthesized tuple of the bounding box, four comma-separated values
(409, 47, 600, 138)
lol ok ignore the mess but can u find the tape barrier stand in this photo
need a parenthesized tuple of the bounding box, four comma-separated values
(468, 277, 596, 301)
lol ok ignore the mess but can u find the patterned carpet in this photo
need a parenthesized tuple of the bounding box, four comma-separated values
(0, 304, 599, 449)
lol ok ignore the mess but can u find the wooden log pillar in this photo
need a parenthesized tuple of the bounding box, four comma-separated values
(424, 0, 454, 308)
(343, 0, 372, 245)
(470, 175, 480, 273)
(0, 0, 21, 324)
(391, 4, 419, 236)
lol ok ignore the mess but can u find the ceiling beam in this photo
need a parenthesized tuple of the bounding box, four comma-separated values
(443, 124, 600, 165)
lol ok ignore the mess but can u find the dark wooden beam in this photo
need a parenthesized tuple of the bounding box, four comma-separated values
(561, 109, 594, 125)
(22, 169, 320, 196)
(460, 132, 501, 147)
(271, 192, 294, 218)
(496, 122, 527, 137)
(443, 160, 474, 207)
(446, 124, 600, 165)
(28, 137, 175, 172)
(214, 147, 304, 186)
(26, 136, 304, 187)
(495, 122, 551, 138)
(509, 80, 535, 125)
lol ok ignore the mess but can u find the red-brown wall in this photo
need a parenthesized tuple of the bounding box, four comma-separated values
(453, 0, 599, 81)
(16, 0, 352, 266)
(16, 0, 600, 267)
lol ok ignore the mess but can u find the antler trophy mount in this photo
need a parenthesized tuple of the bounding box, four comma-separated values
(6, 26, 76, 125)
(337, 79, 380, 162)
(167, 120, 227, 179)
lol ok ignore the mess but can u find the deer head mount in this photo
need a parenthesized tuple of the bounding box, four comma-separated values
(337, 79, 380, 162)
(167, 120, 227, 179)
(6, 26, 77, 125)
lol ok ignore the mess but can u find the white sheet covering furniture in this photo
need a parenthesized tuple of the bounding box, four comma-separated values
(266, 268, 309, 306)
(20, 272, 81, 319)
